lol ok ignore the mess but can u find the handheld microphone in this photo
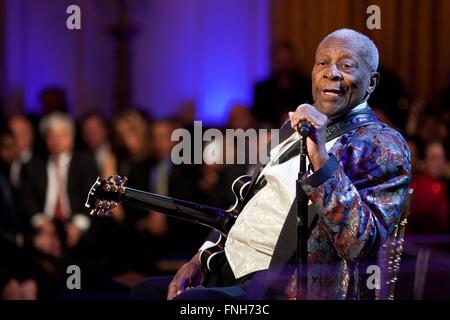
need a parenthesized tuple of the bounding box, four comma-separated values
(297, 120, 311, 138)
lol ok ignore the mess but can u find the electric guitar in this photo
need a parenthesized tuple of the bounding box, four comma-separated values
(85, 174, 252, 271)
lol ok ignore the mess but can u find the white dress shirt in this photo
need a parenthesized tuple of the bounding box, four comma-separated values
(31, 152, 90, 231)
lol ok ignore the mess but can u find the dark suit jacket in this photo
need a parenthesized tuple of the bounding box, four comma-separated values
(19, 151, 99, 235)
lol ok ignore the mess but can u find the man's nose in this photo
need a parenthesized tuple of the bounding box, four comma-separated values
(323, 64, 342, 81)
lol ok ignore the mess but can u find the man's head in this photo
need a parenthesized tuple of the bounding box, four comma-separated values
(39, 113, 75, 156)
(80, 112, 109, 152)
(8, 115, 34, 156)
(424, 142, 447, 179)
(39, 87, 68, 115)
(271, 41, 296, 75)
(227, 103, 255, 130)
(312, 29, 380, 118)
(0, 129, 15, 165)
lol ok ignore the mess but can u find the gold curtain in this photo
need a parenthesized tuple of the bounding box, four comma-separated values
(271, 0, 450, 102)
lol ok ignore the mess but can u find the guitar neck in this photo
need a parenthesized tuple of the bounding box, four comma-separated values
(121, 187, 234, 235)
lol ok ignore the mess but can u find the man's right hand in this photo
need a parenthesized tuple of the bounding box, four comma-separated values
(167, 252, 204, 300)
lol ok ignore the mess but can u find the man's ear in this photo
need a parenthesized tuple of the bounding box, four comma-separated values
(367, 72, 380, 94)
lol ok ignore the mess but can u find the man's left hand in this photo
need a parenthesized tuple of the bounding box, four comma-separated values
(289, 104, 329, 171)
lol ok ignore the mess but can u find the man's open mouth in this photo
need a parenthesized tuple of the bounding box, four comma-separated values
(322, 88, 344, 97)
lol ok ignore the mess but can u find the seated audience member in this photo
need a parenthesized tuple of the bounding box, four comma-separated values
(0, 129, 38, 300)
(112, 110, 152, 177)
(252, 41, 311, 128)
(410, 142, 449, 234)
(19, 113, 123, 296)
(79, 112, 115, 178)
(7, 115, 35, 190)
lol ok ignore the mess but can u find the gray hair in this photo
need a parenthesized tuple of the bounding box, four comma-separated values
(317, 29, 379, 72)
(39, 112, 75, 136)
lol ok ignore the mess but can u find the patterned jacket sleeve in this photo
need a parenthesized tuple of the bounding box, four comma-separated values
(300, 125, 411, 261)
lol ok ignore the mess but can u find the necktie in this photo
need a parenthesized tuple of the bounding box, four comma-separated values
(53, 157, 67, 221)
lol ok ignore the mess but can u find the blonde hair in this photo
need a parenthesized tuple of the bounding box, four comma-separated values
(113, 110, 151, 161)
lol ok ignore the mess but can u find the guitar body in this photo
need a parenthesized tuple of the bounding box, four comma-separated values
(198, 230, 226, 272)
(86, 174, 252, 272)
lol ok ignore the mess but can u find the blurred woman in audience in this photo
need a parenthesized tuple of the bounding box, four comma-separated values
(410, 142, 449, 234)
(112, 110, 152, 177)
(79, 112, 115, 178)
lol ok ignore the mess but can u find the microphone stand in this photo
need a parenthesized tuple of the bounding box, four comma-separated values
(295, 127, 309, 299)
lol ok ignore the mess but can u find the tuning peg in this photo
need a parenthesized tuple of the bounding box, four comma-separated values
(103, 184, 111, 192)
(112, 176, 126, 193)
(101, 175, 127, 194)
(103, 176, 114, 191)
(97, 208, 106, 217)
(113, 175, 123, 184)
(106, 177, 114, 187)
(110, 184, 118, 192)
(94, 199, 102, 208)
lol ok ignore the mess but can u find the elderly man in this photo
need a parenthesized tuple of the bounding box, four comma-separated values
(131, 29, 411, 300)
(20, 113, 99, 254)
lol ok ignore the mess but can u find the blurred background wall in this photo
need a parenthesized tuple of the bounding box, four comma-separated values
(0, 0, 270, 124)
(0, 0, 449, 123)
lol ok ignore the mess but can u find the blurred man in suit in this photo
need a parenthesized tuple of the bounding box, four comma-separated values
(20, 113, 99, 255)
(8, 115, 35, 189)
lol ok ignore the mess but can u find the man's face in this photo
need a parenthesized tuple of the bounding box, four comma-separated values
(311, 37, 379, 118)
(9, 117, 34, 154)
(45, 126, 74, 155)
(81, 116, 108, 151)
(425, 143, 447, 179)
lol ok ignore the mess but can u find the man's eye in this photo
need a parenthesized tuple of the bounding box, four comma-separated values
(342, 63, 353, 69)
(318, 61, 327, 66)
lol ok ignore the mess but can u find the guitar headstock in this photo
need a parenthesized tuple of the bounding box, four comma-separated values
(85, 175, 128, 217)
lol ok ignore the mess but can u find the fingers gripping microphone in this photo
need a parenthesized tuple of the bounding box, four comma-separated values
(298, 120, 311, 138)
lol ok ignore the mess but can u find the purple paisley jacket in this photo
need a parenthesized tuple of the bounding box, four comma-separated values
(294, 119, 411, 299)
(202, 110, 411, 300)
